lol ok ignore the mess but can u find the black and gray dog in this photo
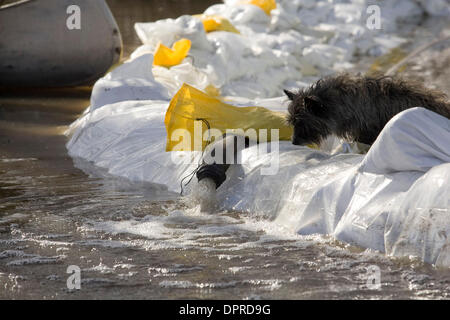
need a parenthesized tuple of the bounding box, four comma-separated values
(284, 73, 450, 146)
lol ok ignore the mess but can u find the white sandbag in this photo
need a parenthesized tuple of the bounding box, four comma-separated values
(333, 3, 363, 24)
(385, 163, 450, 267)
(152, 63, 211, 97)
(135, 15, 214, 53)
(90, 54, 170, 111)
(416, 0, 450, 17)
(359, 107, 450, 174)
(302, 44, 347, 68)
(206, 2, 271, 30)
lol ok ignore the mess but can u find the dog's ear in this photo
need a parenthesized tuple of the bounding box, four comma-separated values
(304, 96, 327, 117)
(283, 89, 295, 101)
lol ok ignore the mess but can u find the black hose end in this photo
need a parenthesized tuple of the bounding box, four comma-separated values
(196, 163, 228, 189)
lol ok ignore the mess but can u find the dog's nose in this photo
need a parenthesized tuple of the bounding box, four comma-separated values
(292, 137, 301, 145)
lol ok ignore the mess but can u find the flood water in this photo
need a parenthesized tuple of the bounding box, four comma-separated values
(1, 0, 450, 300)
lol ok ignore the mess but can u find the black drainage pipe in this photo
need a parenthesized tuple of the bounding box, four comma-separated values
(196, 134, 250, 189)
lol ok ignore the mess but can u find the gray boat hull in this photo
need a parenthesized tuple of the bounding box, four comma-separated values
(0, 0, 122, 87)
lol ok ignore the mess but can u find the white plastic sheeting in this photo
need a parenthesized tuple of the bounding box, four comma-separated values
(207, 108, 449, 266)
(90, 54, 170, 112)
(67, 0, 450, 266)
(131, 0, 442, 98)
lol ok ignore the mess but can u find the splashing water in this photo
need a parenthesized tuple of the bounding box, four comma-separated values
(188, 178, 218, 213)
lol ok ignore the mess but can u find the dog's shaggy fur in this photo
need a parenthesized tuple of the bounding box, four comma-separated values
(285, 73, 450, 146)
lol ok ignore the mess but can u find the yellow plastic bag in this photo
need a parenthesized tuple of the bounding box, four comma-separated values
(165, 84, 293, 151)
(153, 39, 192, 68)
(194, 14, 240, 34)
(243, 0, 277, 15)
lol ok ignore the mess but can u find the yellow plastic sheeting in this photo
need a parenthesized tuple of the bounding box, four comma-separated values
(203, 84, 221, 97)
(243, 0, 277, 15)
(153, 39, 192, 68)
(194, 14, 240, 34)
(165, 84, 293, 151)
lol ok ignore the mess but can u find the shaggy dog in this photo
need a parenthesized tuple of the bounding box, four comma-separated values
(284, 73, 450, 146)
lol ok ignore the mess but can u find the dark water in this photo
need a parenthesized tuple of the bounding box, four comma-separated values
(1, 1, 450, 300)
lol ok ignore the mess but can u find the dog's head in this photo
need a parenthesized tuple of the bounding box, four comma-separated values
(284, 88, 332, 146)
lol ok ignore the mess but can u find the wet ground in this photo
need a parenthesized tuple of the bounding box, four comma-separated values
(1, 1, 450, 300)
